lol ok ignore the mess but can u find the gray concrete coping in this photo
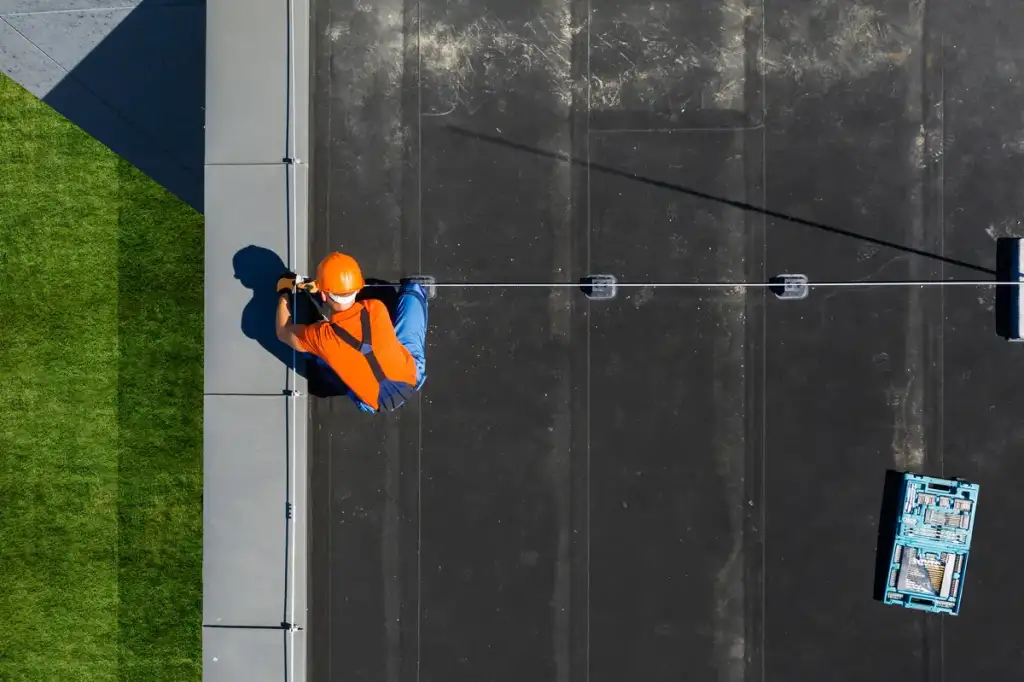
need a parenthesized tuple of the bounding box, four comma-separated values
(203, 0, 310, 680)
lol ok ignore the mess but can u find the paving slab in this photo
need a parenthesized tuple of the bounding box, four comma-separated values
(203, 394, 296, 626)
(205, 163, 297, 396)
(0, 0, 195, 12)
(205, 0, 288, 165)
(202, 627, 290, 682)
(0, 18, 67, 93)
(3, 9, 132, 73)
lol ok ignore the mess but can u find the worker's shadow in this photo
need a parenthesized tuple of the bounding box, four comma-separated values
(232, 245, 315, 382)
(872, 469, 906, 601)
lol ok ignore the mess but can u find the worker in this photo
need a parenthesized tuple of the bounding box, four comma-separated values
(274, 252, 428, 413)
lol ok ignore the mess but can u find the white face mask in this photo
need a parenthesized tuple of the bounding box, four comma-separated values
(328, 291, 357, 306)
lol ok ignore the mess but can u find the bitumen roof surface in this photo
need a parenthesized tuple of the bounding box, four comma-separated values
(306, 0, 1024, 681)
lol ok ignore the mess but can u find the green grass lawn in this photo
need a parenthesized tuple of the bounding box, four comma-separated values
(0, 74, 202, 682)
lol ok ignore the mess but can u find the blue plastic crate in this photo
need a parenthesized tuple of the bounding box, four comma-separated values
(883, 473, 980, 616)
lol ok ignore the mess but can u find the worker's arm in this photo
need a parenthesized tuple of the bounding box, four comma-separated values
(275, 288, 309, 352)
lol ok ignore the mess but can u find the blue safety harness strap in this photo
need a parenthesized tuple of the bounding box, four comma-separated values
(329, 307, 415, 411)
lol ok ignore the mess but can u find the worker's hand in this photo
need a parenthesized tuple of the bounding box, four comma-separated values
(297, 277, 319, 294)
(277, 272, 298, 295)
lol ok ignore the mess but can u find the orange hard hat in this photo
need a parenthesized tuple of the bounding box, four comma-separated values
(315, 252, 365, 294)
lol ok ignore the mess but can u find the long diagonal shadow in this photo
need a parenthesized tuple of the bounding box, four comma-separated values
(444, 125, 995, 276)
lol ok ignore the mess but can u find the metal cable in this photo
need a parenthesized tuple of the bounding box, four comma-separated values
(356, 279, 1022, 289)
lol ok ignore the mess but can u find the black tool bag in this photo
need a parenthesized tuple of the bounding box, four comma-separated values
(330, 308, 416, 411)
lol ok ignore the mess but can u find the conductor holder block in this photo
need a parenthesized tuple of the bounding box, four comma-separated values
(769, 274, 809, 300)
(580, 274, 617, 300)
(402, 275, 437, 301)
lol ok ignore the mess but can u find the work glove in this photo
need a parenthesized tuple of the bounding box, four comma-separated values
(277, 272, 298, 296)
(278, 272, 320, 294)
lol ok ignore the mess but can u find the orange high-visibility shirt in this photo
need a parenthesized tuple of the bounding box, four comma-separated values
(295, 299, 417, 410)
